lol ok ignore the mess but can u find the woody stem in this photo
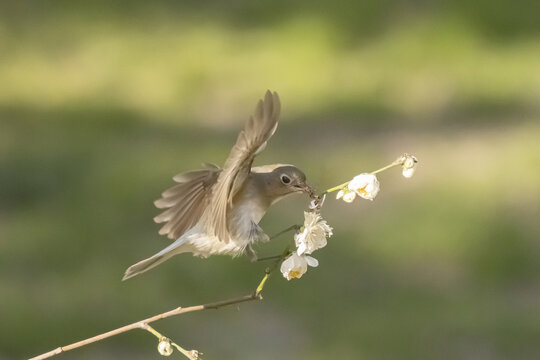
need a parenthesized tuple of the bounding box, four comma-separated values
(29, 223, 300, 360)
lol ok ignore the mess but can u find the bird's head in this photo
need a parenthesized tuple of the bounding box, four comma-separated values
(254, 164, 315, 203)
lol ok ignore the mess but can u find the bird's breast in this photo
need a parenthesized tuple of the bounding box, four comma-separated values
(229, 185, 270, 239)
(234, 198, 267, 222)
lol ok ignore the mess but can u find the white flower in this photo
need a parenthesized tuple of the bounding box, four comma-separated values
(280, 253, 319, 280)
(158, 338, 173, 356)
(401, 154, 418, 178)
(336, 189, 356, 203)
(348, 173, 380, 200)
(295, 211, 333, 255)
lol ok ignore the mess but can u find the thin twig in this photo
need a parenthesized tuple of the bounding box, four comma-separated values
(28, 293, 261, 360)
(28, 228, 293, 360)
(321, 156, 405, 196)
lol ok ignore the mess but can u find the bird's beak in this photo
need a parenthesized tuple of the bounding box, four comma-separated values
(295, 182, 316, 198)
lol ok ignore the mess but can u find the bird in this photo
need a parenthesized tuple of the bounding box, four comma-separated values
(123, 90, 314, 280)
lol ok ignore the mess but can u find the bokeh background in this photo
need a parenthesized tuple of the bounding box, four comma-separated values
(1, 1, 539, 359)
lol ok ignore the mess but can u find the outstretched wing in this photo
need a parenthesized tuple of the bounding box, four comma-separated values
(207, 90, 281, 242)
(154, 163, 221, 240)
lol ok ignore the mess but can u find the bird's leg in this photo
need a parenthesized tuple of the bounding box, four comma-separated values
(256, 224, 300, 262)
(256, 254, 284, 262)
(270, 224, 301, 239)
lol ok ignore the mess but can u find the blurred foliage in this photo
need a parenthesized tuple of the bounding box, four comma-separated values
(0, 1, 539, 359)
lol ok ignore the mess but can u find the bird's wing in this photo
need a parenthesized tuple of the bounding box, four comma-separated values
(154, 163, 221, 240)
(208, 90, 281, 242)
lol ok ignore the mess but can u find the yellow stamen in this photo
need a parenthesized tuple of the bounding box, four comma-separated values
(288, 270, 302, 279)
(355, 185, 368, 196)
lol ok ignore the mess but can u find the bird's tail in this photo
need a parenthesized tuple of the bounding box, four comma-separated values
(122, 237, 191, 281)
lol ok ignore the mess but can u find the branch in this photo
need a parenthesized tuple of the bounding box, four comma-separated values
(28, 227, 297, 360)
(29, 292, 262, 360)
(28, 152, 417, 360)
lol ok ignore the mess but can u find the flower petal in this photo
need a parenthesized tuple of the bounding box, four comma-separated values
(297, 242, 307, 256)
(349, 173, 380, 200)
(294, 211, 333, 255)
(343, 191, 356, 203)
(305, 256, 319, 267)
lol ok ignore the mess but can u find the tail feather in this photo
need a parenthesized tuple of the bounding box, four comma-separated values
(122, 238, 191, 281)
(122, 254, 168, 281)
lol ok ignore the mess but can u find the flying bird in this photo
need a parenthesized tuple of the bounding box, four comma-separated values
(123, 91, 314, 280)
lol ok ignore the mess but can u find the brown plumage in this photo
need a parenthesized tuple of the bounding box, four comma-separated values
(207, 90, 280, 242)
(123, 91, 313, 280)
(154, 164, 220, 240)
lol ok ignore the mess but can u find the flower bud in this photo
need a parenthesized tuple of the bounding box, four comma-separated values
(158, 338, 173, 356)
(336, 189, 356, 203)
(401, 154, 418, 178)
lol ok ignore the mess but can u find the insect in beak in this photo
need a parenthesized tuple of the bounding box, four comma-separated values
(294, 182, 316, 197)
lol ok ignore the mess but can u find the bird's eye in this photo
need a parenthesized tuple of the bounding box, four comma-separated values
(280, 174, 291, 184)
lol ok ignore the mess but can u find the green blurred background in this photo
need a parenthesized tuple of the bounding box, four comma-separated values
(1, 1, 539, 359)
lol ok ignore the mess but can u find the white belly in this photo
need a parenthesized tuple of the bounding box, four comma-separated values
(184, 205, 266, 257)
(183, 180, 270, 257)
